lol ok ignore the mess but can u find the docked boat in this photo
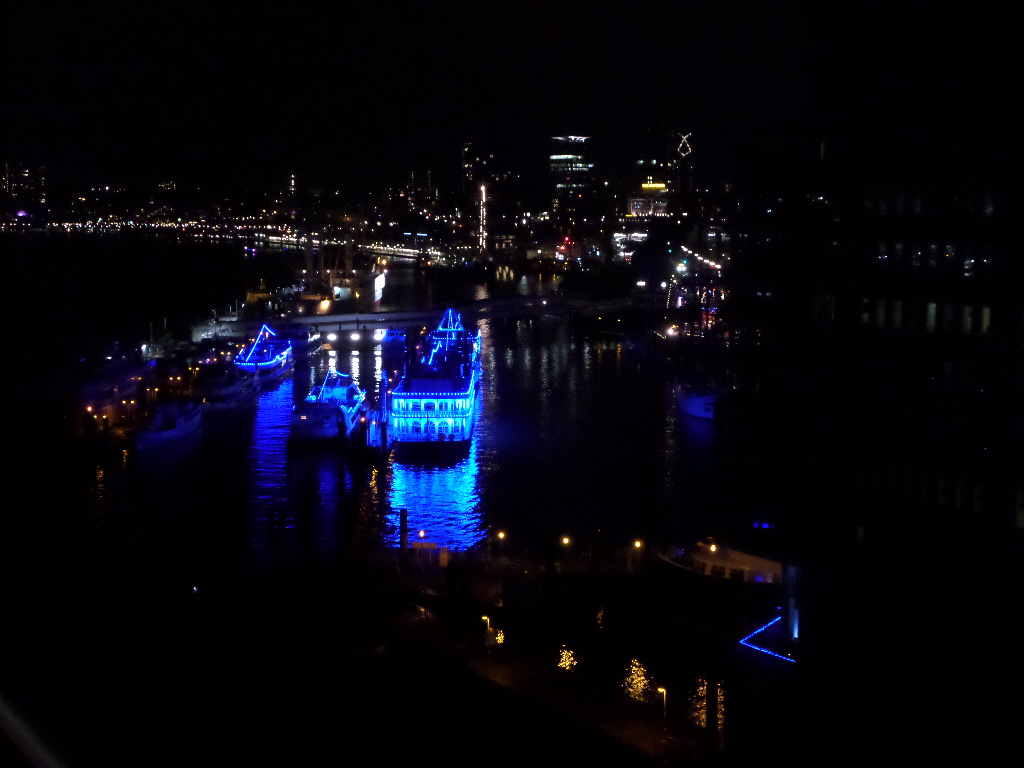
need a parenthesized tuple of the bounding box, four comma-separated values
(135, 399, 203, 451)
(388, 307, 481, 446)
(234, 324, 294, 381)
(193, 361, 260, 412)
(290, 369, 367, 443)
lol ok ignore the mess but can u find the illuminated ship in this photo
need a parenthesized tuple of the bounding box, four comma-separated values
(290, 369, 367, 443)
(389, 308, 480, 445)
(233, 324, 294, 380)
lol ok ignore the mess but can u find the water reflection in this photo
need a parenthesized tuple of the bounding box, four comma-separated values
(386, 437, 484, 550)
(249, 378, 294, 567)
(690, 677, 725, 733)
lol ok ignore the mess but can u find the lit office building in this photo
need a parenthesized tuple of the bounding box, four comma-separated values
(549, 135, 595, 227)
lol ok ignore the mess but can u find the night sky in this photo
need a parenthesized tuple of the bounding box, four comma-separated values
(5, 2, 1016, 194)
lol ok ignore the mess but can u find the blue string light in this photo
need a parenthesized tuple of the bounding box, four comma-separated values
(738, 615, 796, 663)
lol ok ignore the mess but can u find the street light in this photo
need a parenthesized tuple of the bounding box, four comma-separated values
(657, 687, 667, 730)
(481, 615, 491, 630)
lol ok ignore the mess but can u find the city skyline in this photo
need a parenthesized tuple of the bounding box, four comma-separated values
(7, 4, 1014, 194)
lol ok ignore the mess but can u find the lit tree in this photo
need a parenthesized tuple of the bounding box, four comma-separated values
(623, 658, 652, 702)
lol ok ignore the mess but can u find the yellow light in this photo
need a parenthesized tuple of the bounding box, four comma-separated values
(710, 544, 717, 552)
(562, 536, 570, 545)
(634, 540, 642, 548)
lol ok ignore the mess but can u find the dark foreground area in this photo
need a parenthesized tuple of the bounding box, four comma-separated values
(2, 553, 676, 768)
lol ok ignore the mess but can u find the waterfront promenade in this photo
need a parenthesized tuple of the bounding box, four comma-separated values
(1, 548, 747, 768)
(379, 544, 774, 766)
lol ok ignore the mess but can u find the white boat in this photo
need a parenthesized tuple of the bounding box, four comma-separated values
(135, 400, 203, 451)
(389, 308, 481, 446)
(290, 369, 367, 443)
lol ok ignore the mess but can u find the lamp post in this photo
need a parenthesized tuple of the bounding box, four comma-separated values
(657, 687, 667, 731)
(631, 539, 643, 573)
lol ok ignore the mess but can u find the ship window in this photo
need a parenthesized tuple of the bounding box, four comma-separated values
(412, 401, 421, 411)
(413, 422, 421, 434)
(425, 402, 435, 411)
(438, 422, 448, 434)
(427, 421, 436, 433)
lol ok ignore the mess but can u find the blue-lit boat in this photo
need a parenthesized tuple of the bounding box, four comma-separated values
(234, 324, 294, 381)
(290, 369, 367, 443)
(389, 308, 480, 445)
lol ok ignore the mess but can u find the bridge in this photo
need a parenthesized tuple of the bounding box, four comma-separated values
(193, 295, 635, 343)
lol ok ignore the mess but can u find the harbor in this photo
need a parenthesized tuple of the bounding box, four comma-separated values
(9, 266, 810, 765)
(7, 237, 1019, 767)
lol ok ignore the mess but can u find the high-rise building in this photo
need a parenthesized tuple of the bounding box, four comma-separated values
(549, 136, 595, 228)
(2, 163, 46, 206)
(461, 142, 494, 196)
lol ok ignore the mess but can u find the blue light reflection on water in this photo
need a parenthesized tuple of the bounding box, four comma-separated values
(386, 440, 484, 550)
(385, 371, 486, 551)
(248, 377, 294, 568)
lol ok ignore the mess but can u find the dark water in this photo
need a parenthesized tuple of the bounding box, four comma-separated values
(5, 235, 794, 765)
